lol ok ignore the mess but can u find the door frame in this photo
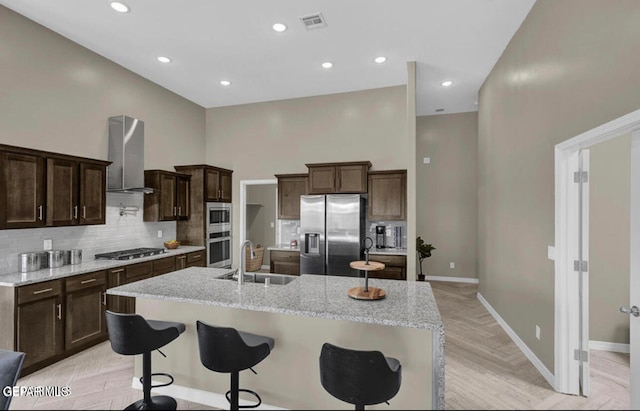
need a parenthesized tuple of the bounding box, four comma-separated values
(554, 108, 640, 396)
(238, 179, 277, 247)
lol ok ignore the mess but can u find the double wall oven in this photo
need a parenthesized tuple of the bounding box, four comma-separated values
(206, 202, 232, 268)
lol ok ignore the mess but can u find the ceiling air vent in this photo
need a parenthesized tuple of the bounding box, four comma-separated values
(299, 13, 327, 30)
(435, 108, 445, 112)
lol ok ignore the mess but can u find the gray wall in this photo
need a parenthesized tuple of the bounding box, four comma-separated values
(416, 112, 478, 279)
(478, 0, 640, 371)
(589, 134, 630, 344)
(246, 184, 277, 266)
(0, 5, 205, 168)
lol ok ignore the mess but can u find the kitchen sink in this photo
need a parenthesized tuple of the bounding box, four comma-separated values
(216, 270, 297, 285)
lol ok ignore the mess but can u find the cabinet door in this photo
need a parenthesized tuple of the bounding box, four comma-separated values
(368, 171, 407, 220)
(277, 175, 308, 219)
(176, 254, 187, 270)
(65, 283, 107, 350)
(79, 162, 106, 225)
(368, 266, 405, 280)
(16, 285, 64, 368)
(159, 172, 177, 221)
(337, 164, 368, 193)
(308, 166, 336, 194)
(219, 171, 232, 203)
(106, 267, 130, 314)
(46, 158, 79, 226)
(176, 175, 190, 219)
(153, 256, 176, 276)
(0, 151, 46, 229)
(206, 169, 221, 201)
(272, 261, 300, 276)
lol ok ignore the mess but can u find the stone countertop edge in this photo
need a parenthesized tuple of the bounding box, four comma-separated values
(0, 246, 206, 287)
(107, 268, 444, 333)
(266, 244, 300, 252)
(368, 248, 408, 256)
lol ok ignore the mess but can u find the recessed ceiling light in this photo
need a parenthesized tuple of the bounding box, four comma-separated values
(374, 56, 387, 64)
(110, 2, 129, 13)
(322, 62, 333, 69)
(441, 80, 454, 87)
(157, 56, 171, 63)
(220, 80, 231, 86)
(272, 23, 287, 32)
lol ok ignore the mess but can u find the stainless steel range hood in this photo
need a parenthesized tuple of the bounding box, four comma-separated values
(107, 115, 153, 194)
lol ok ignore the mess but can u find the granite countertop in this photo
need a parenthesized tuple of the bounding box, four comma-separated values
(107, 267, 443, 332)
(267, 244, 300, 252)
(368, 247, 407, 256)
(0, 246, 206, 287)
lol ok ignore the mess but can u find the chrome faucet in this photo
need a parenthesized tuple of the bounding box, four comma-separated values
(238, 240, 256, 286)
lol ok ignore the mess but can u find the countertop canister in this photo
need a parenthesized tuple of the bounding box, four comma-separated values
(47, 250, 65, 268)
(70, 249, 82, 265)
(18, 252, 41, 273)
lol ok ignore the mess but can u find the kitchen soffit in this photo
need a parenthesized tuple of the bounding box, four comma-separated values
(0, 0, 535, 116)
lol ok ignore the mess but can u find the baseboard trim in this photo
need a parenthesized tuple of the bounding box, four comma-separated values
(589, 340, 630, 353)
(425, 275, 479, 284)
(132, 377, 286, 410)
(476, 292, 556, 389)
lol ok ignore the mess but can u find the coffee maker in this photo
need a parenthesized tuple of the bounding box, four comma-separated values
(375, 225, 386, 248)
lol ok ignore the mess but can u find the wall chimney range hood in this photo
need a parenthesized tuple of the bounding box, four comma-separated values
(107, 115, 153, 194)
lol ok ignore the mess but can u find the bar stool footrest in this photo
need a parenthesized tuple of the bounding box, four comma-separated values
(225, 388, 262, 409)
(139, 372, 175, 389)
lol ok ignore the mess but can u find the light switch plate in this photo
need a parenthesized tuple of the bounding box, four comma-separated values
(449, 262, 455, 269)
(547, 246, 555, 260)
(423, 157, 431, 164)
(157, 230, 163, 238)
(43, 239, 52, 250)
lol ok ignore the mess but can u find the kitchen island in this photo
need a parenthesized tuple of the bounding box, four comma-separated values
(108, 267, 445, 410)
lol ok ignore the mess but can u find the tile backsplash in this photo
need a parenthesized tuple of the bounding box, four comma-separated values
(277, 220, 300, 245)
(0, 192, 176, 275)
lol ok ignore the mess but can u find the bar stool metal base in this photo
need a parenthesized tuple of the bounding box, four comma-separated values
(124, 395, 177, 410)
(224, 388, 262, 409)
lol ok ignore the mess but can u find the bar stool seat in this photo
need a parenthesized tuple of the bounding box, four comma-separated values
(106, 311, 185, 410)
(0, 349, 26, 411)
(319, 342, 402, 410)
(196, 321, 274, 410)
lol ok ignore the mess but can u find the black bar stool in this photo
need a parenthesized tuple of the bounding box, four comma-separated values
(105, 311, 185, 410)
(196, 321, 274, 410)
(319, 342, 402, 410)
(0, 349, 25, 411)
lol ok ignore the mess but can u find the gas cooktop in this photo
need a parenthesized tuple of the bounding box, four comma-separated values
(95, 247, 165, 260)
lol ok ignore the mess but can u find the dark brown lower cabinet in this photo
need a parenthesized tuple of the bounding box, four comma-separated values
(153, 255, 176, 276)
(107, 267, 130, 314)
(367, 254, 407, 280)
(186, 250, 206, 267)
(270, 250, 300, 275)
(65, 271, 107, 351)
(15, 279, 64, 370)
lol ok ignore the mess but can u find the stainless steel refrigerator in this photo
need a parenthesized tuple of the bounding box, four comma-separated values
(300, 194, 366, 277)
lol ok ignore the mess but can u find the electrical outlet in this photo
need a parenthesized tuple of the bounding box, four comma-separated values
(423, 157, 431, 164)
(270, 221, 275, 228)
(536, 325, 541, 340)
(43, 239, 52, 250)
(449, 262, 455, 269)
(157, 230, 162, 238)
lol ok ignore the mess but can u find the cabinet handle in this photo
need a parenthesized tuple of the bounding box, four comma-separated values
(73, 205, 78, 219)
(173, 207, 177, 216)
(111, 268, 124, 274)
(103, 292, 107, 306)
(81, 278, 96, 284)
(218, 189, 222, 199)
(38, 205, 43, 221)
(33, 287, 53, 295)
(82, 205, 86, 218)
(57, 303, 62, 320)
(191, 254, 201, 260)
(177, 256, 186, 260)
(178, 207, 181, 216)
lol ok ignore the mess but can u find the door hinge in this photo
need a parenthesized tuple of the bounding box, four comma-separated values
(574, 349, 589, 362)
(573, 171, 589, 183)
(573, 260, 588, 272)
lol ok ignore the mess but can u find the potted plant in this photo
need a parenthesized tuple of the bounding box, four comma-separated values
(416, 236, 435, 282)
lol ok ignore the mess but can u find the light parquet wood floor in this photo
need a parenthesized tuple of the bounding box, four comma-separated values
(10, 281, 630, 410)
(430, 281, 630, 410)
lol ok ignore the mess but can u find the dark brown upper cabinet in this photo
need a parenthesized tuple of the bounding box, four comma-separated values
(275, 173, 308, 219)
(174, 164, 233, 203)
(367, 170, 407, 221)
(143, 170, 191, 222)
(0, 144, 109, 230)
(306, 161, 371, 194)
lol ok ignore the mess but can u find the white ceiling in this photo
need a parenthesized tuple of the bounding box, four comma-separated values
(1, 0, 535, 116)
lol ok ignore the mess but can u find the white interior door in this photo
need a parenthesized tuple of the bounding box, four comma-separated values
(628, 131, 640, 409)
(578, 149, 590, 396)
